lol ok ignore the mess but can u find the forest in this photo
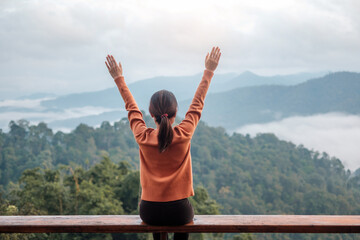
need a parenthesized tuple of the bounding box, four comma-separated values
(1, 115, 360, 239)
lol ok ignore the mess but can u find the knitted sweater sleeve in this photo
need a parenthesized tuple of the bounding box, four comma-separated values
(114, 76, 147, 140)
(176, 69, 214, 137)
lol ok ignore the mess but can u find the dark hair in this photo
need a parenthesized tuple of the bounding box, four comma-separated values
(149, 90, 178, 153)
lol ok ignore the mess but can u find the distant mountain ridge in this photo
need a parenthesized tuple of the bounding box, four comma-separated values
(182, 71, 360, 130)
(40, 71, 324, 111)
(214, 71, 328, 92)
(1, 70, 349, 131)
(35, 71, 325, 129)
(40, 72, 237, 110)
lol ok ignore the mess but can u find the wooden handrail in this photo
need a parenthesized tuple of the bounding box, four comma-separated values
(0, 215, 360, 234)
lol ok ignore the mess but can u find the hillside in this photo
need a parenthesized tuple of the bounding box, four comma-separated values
(179, 71, 360, 130)
(2, 118, 360, 218)
(26, 71, 322, 130)
(40, 72, 237, 111)
(214, 71, 327, 91)
(40, 71, 323, 110)
(0, 71, 326, 131)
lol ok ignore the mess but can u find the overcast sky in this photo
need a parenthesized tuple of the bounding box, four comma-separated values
(1, 0, 360, 98)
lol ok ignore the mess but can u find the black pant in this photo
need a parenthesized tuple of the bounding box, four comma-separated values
(139, 198, 194, 240)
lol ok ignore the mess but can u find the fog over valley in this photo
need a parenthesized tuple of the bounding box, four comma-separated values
(236, 113, 360, 171)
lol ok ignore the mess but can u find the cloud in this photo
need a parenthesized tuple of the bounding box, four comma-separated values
(0, 97, 57, 109)
(1, 0, 360, 98)
(236, 113, 360, 171)
(0, 105, 119, 131)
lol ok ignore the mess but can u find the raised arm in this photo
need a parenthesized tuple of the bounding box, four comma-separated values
(105, 55, 146, 138)
(177, 47, 221, 136)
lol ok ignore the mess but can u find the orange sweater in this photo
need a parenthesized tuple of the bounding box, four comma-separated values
(114, 69, 214, 202)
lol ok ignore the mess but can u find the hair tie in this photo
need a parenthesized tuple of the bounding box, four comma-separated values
(161, 113, 168, 118)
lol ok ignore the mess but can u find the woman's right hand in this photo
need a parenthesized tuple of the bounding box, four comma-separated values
(105, 55, 123, 79)
(205, 46, 221, 72)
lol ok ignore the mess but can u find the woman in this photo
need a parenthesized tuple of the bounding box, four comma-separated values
(105, 46, 221, 240)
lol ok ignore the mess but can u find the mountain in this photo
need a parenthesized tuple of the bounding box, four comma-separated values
(16, 92, 57, 100)
(40, 72, 238, 111)
(48, 110, 125, 130)
(0, 71, 327, 131)
(178, 71, 360, 130)
(2, 118, 360, 239)
(2, 118, 360, 217)
(213, 71, 327, 92)
(39, 71, 324, 111)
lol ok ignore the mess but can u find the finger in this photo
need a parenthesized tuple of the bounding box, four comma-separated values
(111, 55, 117, 67)
(109, 55, 114, 67)
(105, 61, 110, 71)
(216, 52, 221, 62)
(210, 47, 215, 58)
(215, 49, 221, 60)
(214, 47, 220, 57)
(205, 52, 209, 62)
(212, 46, 218, 58)
(107, 55, 113, 68)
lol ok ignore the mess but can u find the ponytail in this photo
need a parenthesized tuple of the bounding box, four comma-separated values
(158, 114, 173, 153)
(149, 90, 178, 153)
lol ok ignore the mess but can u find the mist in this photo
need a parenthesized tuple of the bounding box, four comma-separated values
(236, 113, 360, 171)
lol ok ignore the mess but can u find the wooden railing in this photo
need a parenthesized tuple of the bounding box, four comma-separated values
(1, 215, 360, 234)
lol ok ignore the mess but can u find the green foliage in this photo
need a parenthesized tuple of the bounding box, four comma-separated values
(9, 156, 129, 216)
(232, 234, 255, 240)
(5, 156, 219, 240)
(0, 193, 41, 240)
(0, 119, 139, 186)
(1, 118, 360, 240)
(190, 186, 220, 215)
(190, 123, 359, 217)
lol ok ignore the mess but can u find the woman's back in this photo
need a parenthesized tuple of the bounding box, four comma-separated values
(106, 47, 221, 240)
(121, 69, 214, 201)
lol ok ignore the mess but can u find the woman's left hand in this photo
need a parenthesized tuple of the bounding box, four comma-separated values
(105, 55, 123, 79)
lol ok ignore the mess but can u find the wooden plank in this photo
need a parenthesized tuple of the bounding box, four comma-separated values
(0, 215, 360, 233)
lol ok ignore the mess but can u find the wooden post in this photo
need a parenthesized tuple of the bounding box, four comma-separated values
(160, 232, 167, 240)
